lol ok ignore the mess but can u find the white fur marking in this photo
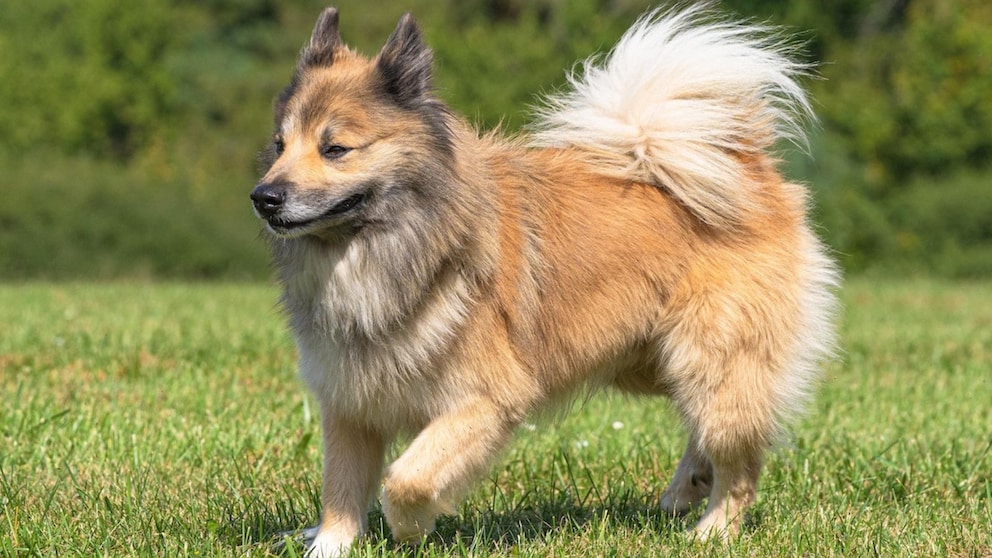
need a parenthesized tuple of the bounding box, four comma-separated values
(531, 4, 813, 228)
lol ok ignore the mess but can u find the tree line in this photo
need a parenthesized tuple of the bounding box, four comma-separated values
(1, 0, 989, 278)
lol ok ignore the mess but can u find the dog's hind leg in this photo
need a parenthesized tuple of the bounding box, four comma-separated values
(658, 299, 787, 540)
(672, 350, 778, 540)
(380, 395, 519, 543)
(692, 448, 763, 540)
(660, 430, 713, 515)
(308, 409, 386, 558)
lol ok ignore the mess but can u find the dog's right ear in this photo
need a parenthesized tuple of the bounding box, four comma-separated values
(376, 13, 432, 106)
(299, 7, 341, 68)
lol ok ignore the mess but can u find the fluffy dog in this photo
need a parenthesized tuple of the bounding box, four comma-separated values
(251, 5, 838, 556)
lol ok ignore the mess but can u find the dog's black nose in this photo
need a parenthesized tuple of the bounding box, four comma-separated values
(250, 183, 287, 218)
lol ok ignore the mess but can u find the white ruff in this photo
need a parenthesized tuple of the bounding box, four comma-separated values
(281, 236, 473, 430)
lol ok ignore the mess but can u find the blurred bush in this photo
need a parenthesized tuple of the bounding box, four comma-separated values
(0, 152, 269, 279)
(0, 0, 989, 279)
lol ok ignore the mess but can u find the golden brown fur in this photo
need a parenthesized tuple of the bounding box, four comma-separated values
(250, 6, 838, 557)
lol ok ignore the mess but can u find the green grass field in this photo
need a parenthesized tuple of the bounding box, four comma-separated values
(2, 279, 990, 557)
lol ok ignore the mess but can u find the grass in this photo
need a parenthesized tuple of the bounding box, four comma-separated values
(1, 279, 990, 557)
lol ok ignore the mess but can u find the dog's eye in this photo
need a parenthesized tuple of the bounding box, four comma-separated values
(273, 137, 285, 156)
(320, 144, 351, 160)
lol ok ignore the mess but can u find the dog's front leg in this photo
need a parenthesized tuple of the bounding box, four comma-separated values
(381, 396, 517, 543)
(308, 408, 386, 558)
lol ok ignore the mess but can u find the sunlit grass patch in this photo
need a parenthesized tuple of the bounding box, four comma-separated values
(2, 279, 990, 556)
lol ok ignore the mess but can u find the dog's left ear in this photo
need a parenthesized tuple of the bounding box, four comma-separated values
(377, 13, 432, 105)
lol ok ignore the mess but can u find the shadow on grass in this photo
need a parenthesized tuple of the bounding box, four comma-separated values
(223, 449, 767, 555)
(241, 487, 707, 556)
(433, 494, 695, 552)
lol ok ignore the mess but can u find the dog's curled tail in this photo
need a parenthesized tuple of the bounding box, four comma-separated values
(530, 4, 813, 229)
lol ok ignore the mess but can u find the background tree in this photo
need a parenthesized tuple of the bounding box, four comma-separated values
(1, 0, 989, 278)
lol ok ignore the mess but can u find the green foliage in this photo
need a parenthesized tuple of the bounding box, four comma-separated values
(819, 0, 992, 191)
(0, 0, 990, 278)
(890, 168, 992, 277)
(0, 0, 185, 158)
(428, 0, 648, 130)
(2, 280, 991, 555)
(0, 152, 269, 279)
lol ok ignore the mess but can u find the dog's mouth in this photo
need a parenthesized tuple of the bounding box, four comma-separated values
(267, 192, 367, 234)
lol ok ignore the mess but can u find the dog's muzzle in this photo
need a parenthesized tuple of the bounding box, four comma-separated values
(251, 181, 368, 235)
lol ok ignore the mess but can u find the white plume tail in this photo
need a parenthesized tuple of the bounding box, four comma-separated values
(530, 4, 814, 228)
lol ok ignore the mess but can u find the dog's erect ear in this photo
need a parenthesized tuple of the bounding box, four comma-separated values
(376, 13, 432, 105)
(300, 7, 341, 68)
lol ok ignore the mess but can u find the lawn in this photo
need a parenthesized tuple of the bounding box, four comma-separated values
(1, 279, 990, 557)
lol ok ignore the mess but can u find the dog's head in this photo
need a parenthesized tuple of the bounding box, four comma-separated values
(251, 8, 453, 240)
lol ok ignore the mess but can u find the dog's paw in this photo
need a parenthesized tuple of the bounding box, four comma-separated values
(690, 506, 742, 543)
(272, 526, 318, 555)
(305, 529, 354, 558)
(380, 487, 440, 543)
(273, 525, 354, 558)
(660, 486, 707, 515)
(660, 471, 712, 515)
(690, 520, 730, 543)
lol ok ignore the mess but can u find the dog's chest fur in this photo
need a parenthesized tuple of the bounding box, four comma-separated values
(275, 236, 474, 430)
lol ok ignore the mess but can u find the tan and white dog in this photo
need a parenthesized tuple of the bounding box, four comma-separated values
(251, 5, 838, 556)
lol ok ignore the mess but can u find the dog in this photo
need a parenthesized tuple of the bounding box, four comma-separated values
(251, 5, 838, 556)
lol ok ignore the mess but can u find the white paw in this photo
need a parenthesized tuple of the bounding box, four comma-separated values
(305, 530, 354, 558)
(691, 511, 733, 542)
